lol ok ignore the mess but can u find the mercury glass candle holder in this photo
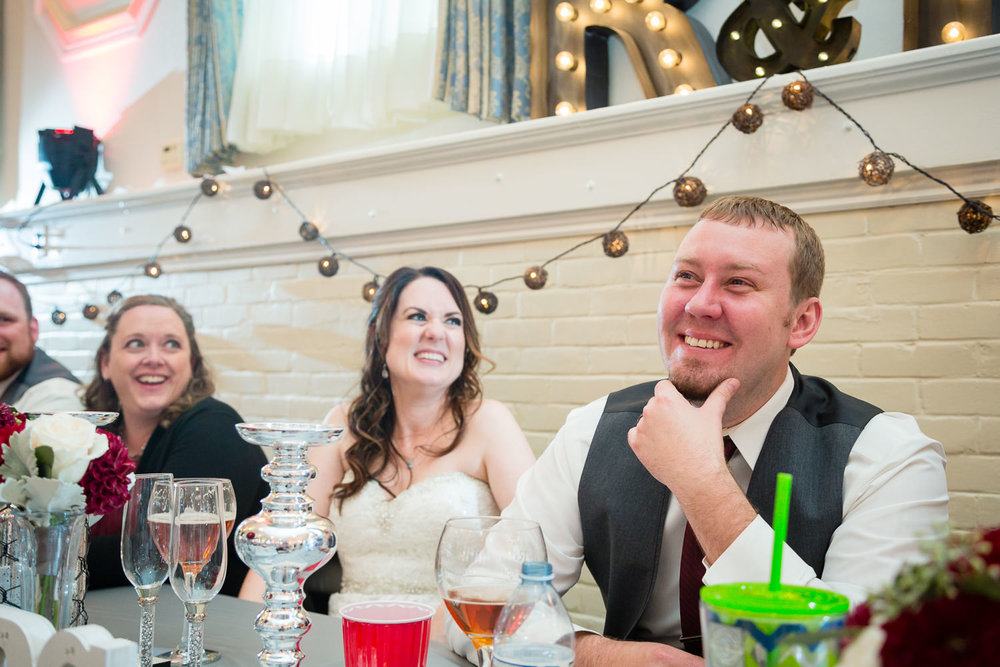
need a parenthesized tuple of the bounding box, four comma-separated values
(234, 422, 343, 667)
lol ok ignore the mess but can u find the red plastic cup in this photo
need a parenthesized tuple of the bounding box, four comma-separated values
(340, 600, 435, 667)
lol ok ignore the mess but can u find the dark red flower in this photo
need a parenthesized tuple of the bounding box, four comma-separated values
(846, 602, 872, 628)
(0, 403, 27, 481)
(880, 592, 1000, 667)
(79, 429, 135, 515)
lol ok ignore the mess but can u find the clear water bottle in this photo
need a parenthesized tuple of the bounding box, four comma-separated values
(492, 561, 575, 667)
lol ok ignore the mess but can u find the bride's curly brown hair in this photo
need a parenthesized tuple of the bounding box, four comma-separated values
(334, 267, 490, 504)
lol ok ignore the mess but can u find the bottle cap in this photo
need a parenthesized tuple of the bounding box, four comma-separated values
(520, 561, 554, 581)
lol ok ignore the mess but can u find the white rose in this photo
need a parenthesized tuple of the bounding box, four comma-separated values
(29, 414, 109, 484)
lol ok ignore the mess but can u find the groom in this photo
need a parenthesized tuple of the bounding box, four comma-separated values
(496, 196, 948, 665)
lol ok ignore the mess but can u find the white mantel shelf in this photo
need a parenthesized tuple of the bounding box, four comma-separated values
(3, 35, 999, 282)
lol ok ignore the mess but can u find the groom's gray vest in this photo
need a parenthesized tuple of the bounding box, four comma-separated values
(577, 365, 881, 640)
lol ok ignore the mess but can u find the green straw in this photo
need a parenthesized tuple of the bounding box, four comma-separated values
(769, 473, 793, 592)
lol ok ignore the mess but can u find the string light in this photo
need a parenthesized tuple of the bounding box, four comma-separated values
(732, 104, 763, 134)
(645, 11, 666, 31)
(771, 19, 783, 29)
(781, 80, 814, 110)
(673, 176, 707, 207)
(957, 200, 993, 234)
(82, 304, 99, 320)
(555, 51, 578, 71)
(941, 21, 967, 44)
(818, 52, 829, 62)
(200, 177, 220, 196)
(173, 225, 192, 242)
(658, 49, 682, 69)
(68, 72, 998, 320)
(555, 2, 577, 21)
(590, 0, 611, 13)
(859, 151, 895, 186)
(602, 231, 629, 258)
(299, 221, 320, 241)
(318, 255, 339, 277)
(474, 290, 498, 314)
(523, 266, 548, 290)
(253, 180, 273, 199)
(674, 84, 694, 95)
(730, 31, 741, 41)
(754, 66, 766, 77)
(51, 308, 67, 325)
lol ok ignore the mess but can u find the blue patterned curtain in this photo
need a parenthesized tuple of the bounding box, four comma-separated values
(435, 0, 531, 123)
(186, 0, 243, 175)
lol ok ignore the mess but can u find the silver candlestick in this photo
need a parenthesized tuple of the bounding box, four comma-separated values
(234, 422, 343, 667)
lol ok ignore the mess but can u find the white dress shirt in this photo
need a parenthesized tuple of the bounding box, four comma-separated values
(502, 366, 949, 643)
(12, 378, 84, 412)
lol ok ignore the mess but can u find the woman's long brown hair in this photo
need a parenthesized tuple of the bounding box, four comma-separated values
(334, 267, 490, 505)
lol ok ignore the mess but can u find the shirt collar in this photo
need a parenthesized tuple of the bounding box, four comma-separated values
(723, 365, 794, 469)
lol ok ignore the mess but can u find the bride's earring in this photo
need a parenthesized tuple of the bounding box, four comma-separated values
(381, 365, 389, 379)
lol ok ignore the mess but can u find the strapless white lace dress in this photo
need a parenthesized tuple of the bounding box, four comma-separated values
(328, 471, 499, 616)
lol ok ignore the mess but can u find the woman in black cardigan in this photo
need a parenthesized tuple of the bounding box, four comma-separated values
(84, 294, 267, 596)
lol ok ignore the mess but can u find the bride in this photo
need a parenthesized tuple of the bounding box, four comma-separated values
(239, 266, 535, 622)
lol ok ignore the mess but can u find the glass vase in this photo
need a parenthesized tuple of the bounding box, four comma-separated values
(6, 507, 88, 629)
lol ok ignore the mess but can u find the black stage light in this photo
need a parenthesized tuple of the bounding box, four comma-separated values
(36, 126, 103, 204)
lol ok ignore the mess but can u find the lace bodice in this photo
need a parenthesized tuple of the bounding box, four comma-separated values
(329, 471, 499, 614)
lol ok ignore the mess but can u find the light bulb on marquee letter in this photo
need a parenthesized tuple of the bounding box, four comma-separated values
(590, 0, 612, 13)
(674, 83, 694, 95)
(658, 49, 682, 69)
(555, 2, 577, 22)
(555, 101, 577, 116)
(555, 51, 578, 71)
(941, 21, 967, 43)
(645, 11, 666, 31)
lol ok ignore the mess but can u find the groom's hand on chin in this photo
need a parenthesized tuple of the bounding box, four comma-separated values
(574, 633, 704, 667)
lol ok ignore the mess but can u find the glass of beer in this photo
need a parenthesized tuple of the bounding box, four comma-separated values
(435, 517, 546, 667)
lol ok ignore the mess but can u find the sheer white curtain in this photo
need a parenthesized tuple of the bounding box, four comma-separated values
(226, 0, 443, 153)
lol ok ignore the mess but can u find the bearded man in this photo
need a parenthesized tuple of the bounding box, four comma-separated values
(0, 272, 81, 411)
(492, 196, 948, 666)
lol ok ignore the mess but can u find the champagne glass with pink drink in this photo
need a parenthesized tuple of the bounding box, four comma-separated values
(435, 517, 546, 667)
(164, 480, 227, 667)
(121, 473, 173, 667)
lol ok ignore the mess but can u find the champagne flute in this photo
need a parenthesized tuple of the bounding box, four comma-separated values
(121, 473, 173, 667)
(167, 480, 228, 667)
(435, 516, 546, 667)
(163, 478, 236, 664)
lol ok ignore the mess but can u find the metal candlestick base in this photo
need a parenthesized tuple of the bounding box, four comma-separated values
(234, 423, 343, 667)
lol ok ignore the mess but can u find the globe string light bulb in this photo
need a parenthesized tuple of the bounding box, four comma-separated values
(200, 177, 220, 196)
(51, 308, 67, 325)
(590, 0, 612, 13)
(173, 225, 192, 243)
(144, 261, 162, 278)
(362, 279, 379, 302)
(318, 255, 339, 277)
(474, 290, 499, 314)
(674, 83, 694, 95)
(253, 179, 273, 199)
(83, 304, 100, 320)
(106, 290, 123, 305)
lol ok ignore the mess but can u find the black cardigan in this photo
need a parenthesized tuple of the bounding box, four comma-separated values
(88, 397, 269, 597)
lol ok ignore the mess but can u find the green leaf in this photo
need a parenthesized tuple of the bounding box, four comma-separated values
(35, 445, 54, 478)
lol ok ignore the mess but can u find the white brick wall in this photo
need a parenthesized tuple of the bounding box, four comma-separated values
(31, 195, 1000, 631)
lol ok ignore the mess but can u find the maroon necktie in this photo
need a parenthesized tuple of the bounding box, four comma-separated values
(679, 436, 737, 656)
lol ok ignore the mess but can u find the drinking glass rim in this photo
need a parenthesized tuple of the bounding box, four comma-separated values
(443, 516, 541, 532)
(339, 600, 435, 624)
